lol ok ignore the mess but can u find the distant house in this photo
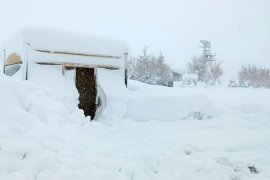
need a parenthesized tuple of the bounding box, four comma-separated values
(168, 68, 184, 87)
(171, 68, 184, 82)
(171, 68, 185, 81)
(172, 72, 181, 81)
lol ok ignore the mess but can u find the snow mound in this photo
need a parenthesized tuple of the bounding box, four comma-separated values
(0, 76, 85, 126)
(0, 78, 269, 180)
(126, 80, 221, 121)
(124, 94, 220, 121)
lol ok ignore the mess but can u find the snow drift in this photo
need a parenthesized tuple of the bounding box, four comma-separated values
(0, 76, 270, 180)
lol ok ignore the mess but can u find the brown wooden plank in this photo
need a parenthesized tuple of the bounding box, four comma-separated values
(36, 61, 119, 70)
(35, 49, 121, 59)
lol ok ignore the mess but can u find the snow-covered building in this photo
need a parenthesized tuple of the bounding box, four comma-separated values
(170, 68, 185, 87)
(171, 68, 185, 82)
(2, 26, 129, 120)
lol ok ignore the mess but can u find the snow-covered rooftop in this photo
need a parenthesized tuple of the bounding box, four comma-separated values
(5, 26, 130, 57)
(171, 68, 185, 74)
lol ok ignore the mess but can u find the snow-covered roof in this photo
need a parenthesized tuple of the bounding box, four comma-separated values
(5, 26, 129, 57)
(171, 68, 185, 74)
(182, 73, 198, 80)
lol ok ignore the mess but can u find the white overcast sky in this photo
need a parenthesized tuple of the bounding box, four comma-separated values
(0, 0, 270, 77)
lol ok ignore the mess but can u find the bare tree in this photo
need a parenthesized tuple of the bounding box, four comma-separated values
(239, 65, 270, 88)
(207, 62, 223, 85)
(187, 56, 208, 81)
(187, 56, 223, 85)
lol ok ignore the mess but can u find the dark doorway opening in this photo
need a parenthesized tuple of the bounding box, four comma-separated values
(76, 68, 97, 120)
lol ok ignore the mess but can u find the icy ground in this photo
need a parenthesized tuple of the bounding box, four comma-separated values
(0, 77, 269, 180)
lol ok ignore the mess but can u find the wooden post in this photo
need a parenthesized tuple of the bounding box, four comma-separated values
(23, 42, 31, 80)
(26, 61, 29, 80)
(3, 49, 5, 74)
(124, 53, 128, 87)
(62, 64, 65, 75)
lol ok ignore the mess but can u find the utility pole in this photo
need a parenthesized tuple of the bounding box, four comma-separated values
(199, 40, 215, 62)
(159, 50, 164, 61)
(143, 46, 148, 57)
(199, 40, 216, 83)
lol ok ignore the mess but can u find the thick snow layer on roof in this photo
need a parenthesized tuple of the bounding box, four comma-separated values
(7, 26, 129, 57)
(171, 68, 185, 74)
(183, 73, 198, 80)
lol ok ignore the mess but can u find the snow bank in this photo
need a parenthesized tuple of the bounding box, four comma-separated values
(0, 77, 269, 180)
(124, 94, 220, 121)
(126, 80, 221, 121)
(0, 75, 85, 125)
(0, 75, 89, 179)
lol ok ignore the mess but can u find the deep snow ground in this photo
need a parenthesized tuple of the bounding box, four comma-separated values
(0, 77, 269, 180)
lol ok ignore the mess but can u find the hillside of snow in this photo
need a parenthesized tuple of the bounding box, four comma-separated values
(0, 77, 270, 180)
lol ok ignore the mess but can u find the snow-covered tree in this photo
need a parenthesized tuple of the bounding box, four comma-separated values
(187, 56, 223, 85)
(187, 56, 207, 82)
(127, 52, 172, 86)
(206, 62, 223, 85)
(238, 65, 270, 88)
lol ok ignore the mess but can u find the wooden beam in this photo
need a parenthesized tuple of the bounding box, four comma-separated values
(36, 61, 119, 70)
(4, 62, 23, 66)
(35, 49, 122, 59)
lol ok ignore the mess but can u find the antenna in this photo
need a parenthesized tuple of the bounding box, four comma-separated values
(160, 49, 163, 57)
(143, 46, 148, 57)
(199, 40, 215, 62)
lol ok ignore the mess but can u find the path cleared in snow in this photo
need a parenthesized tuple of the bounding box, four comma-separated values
(0, 77, 269, 180)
